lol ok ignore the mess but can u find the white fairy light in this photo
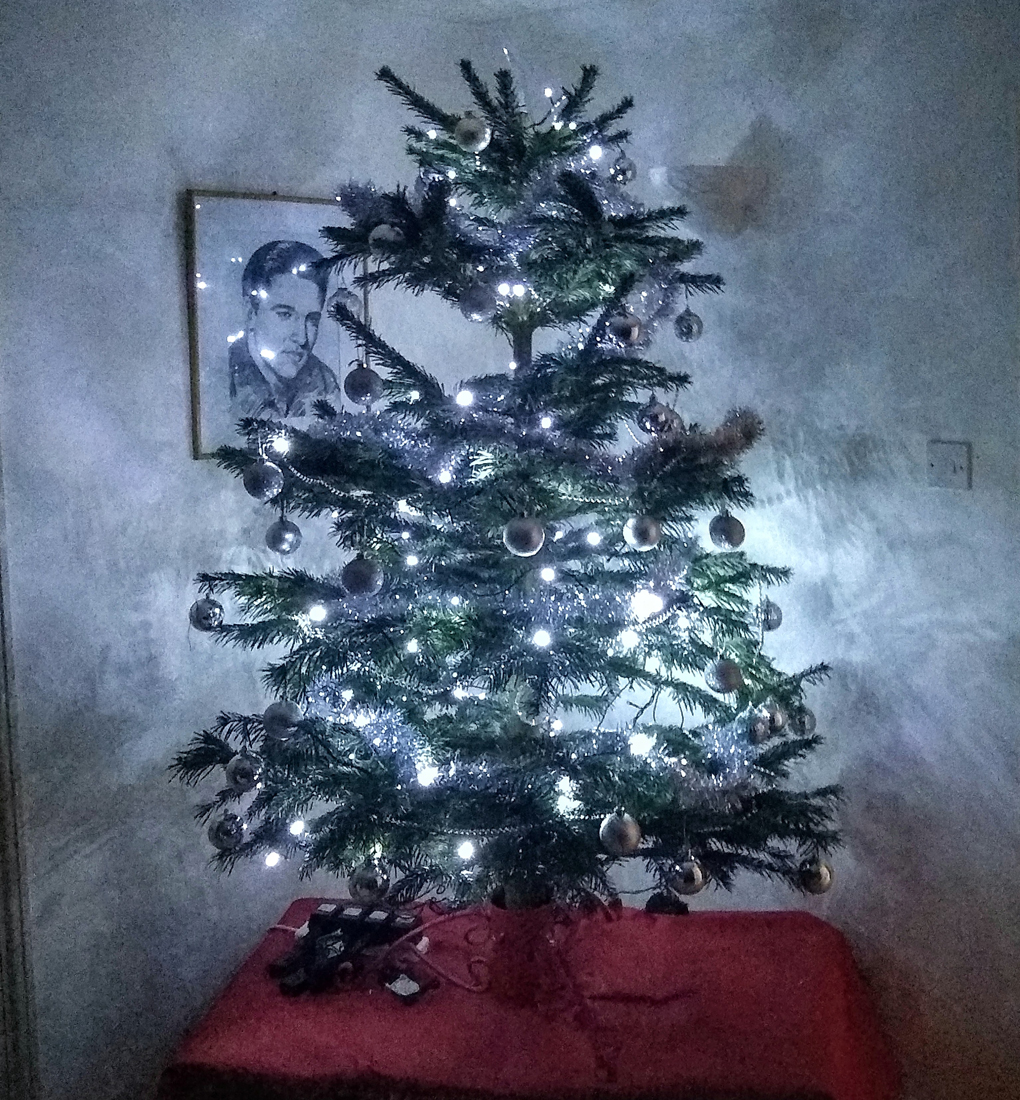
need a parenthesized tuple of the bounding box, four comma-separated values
(511, 283, 526, 297)
(456, 389, 474, 406)
(259, 347, 276, 361)
(508, 359, 517, 370)
(271, 435, 290, 454)
(341, 689, 355, 702)
(397, 499, 412, 513)
(586, 531, 602, 546)
(289, 820, 305, 836)
(427, 128, 437, 139)
(631, 590, 665, 621)
(308, 604, 327, 622)
(497, 282, 511, 296)
(551, 719, 564, 732)
(409, 389, 421, 401)
(450, 596, 462, 606)
(449, 197, 458, 207)
(568, 121, 577, 130)
(446, 168, 457, 179)
(540, 567, 556, 582)
(401, 531, 411, 540)
(589, 145, 603, 160)
(457, 840, 475, 860)
(405, 554, 419, 567)
(618, 628, 640, 649)
(453, 687, 467, 699)
(406, 639, 419, 654)
(438, 469, 453, 484)
(544, 86, 554, 97)
(553, 530, 564, 542)
(264, 852, 281, 868)
(532, 629, 552, 648)
(417, 763, 440, 787)
(629, 731, 656, 756)
(540, 415, 553, 429)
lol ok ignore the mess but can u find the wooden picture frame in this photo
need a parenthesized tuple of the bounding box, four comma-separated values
(185, 190, 355, 458)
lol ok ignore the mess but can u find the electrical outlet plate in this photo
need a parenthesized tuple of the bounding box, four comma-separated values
(927, 440, 972, 489)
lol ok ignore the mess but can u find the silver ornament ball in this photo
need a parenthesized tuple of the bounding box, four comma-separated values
(709, 513, 745, 549)
(453, 113, 491, 153)
(368, 223, 405, 257)
(224, 753, 261, 793)
(608, 312, 643, 345)
(747, 708, 772, 745)
(623, 515, 662, 552)
(599, 810, 642, 856)
(265, 517, 302, 555)
(458, 282, 498, 322)
(349, 862, 390, 903)
(326, 286, 363, 322)
(674, 306, 704, 342)
(243, 459, 284, 502)
(766, 701, 787, 734)
(341, 556, 384, 597)
(189, 597, 224, 632)
(795, 708, 817, 735)
(609, 153, 637, 185)
(800, 858, 834, 895)
(761, 598, 783, 631)
(263, 700, 303, 741)
(669, 858, 707, 896)
(705, 658, 744, 694)
(638, 400, 682, 436)
(344, 364, 384, 405)
(207, 812, 245, 852)
(502, 518, 545, 557)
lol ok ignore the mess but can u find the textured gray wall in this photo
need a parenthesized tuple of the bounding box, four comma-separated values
(1, 1, 1019, 1098)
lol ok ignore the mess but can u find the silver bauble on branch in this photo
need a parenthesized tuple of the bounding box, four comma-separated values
(263, 700, 303, 741)
(637, 399, 682, 436)
(207, 812, 245, 851)
(747, 708, 772, 745)
(705, 658, 744, 694)
(800, 858, 834, 895)
(599, 810, 642, 856)
(344, 363, 384, 405)
(349, 861, 390, 903)
(761, 598, 783, 632)
(623, 515, 662, 552)
(608, 153, 637, 185)
(669, 858, 707, 895)
(326, 285, 363, 321)
(189, 597, 224, 632)
(341, 555, 384, 597)
(765, 701, 787, 734)
(458, 282, 498, 322)
(224, 753, 261, 793)
(709, 513, 745, 549)
(795, 708, 817, 735)
(502, 517, 545, 557)
(607, 311, 643, 346)
(453, 112, 491, 153)
(266, 517, 302, 555)
(243, 459, 284, 502)
(674, 306, 704, 342)
(368, 223, 405, 257)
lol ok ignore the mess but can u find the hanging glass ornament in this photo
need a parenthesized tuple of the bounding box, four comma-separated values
(765, 701, 787, 734)
(368, 223, 405, 257)
(349, 861, 391, 903)
(224, 753, 261, 793)
(458, 282, 498, 322)
(453, 112, 491, 152)
(189, 597, 223, 632)
(242, 459, 284, 502)
(747, 707, 772, 745)
(674, 306, 704, 342)
(709, 513, 745, 549)
(207, 812, 245, 851)
(263, 700, 303, 741)
(599, 810, 642, 856)
(760, 598, 783, 631)
(799, 858, 834, 894)
(502, 518, 545, 557)
(326, 285, 363, 322)
(794, 708, 817, 735)
(637, 398, 682, 436)
(607, 311, 643, 345)
(608, 153, 637, 185)
(622, 515, 662, 552)
(344, 362, 384, 405)
(669, 858, 707, 895)
(705, 658, 744, 694)
(341, 555, 384, 597)
(265, 517, 302, 555)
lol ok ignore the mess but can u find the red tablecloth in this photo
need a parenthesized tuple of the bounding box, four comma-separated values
(158, 898, 899, 1100)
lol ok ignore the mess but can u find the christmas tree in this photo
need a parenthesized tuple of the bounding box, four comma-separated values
(173, 61, 840, 909)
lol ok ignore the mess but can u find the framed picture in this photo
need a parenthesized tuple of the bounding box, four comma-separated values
(185, 190, 357, 457)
